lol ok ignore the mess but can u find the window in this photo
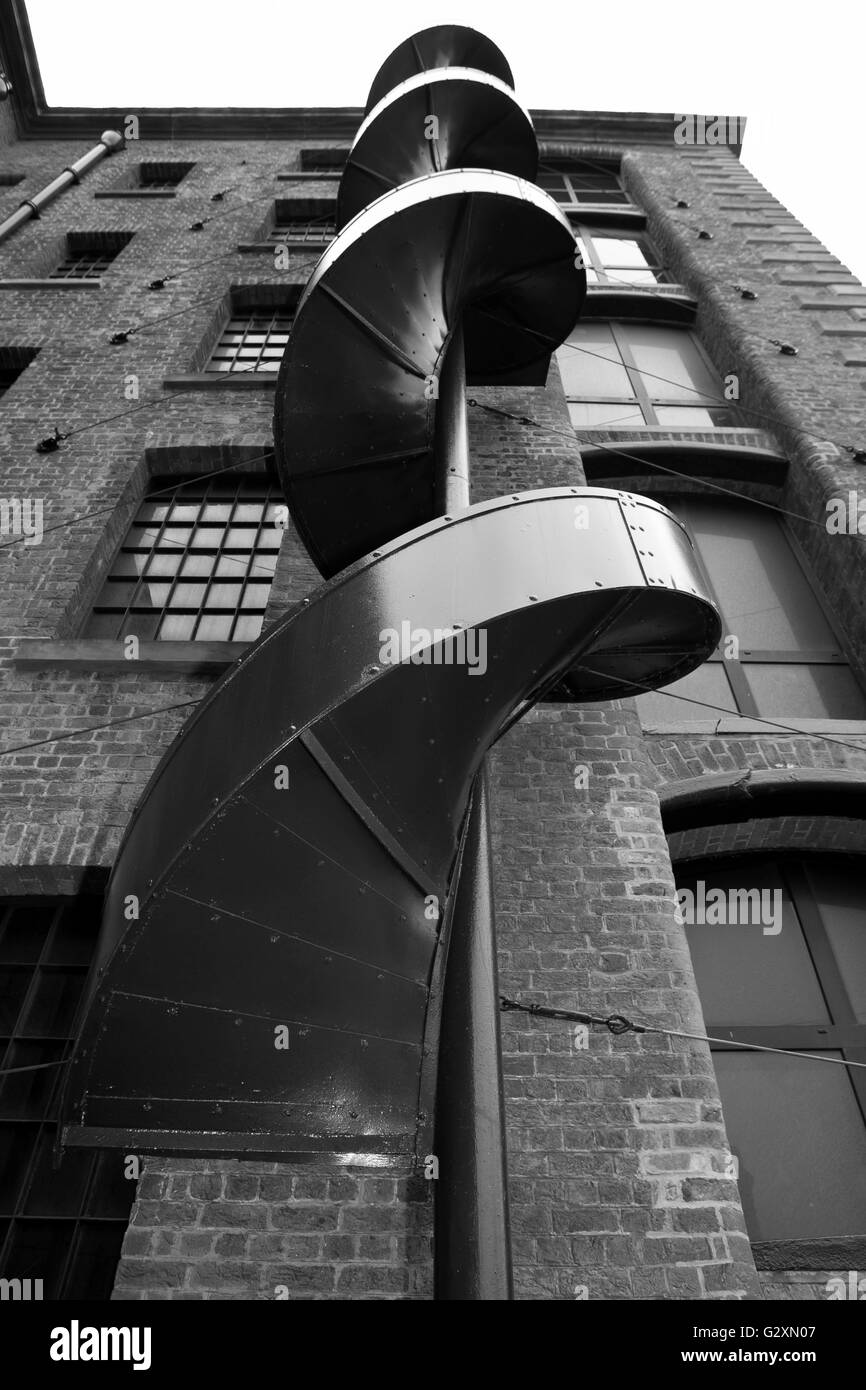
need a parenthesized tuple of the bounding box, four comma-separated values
(677, 855, 866, 1245)
(0, 349, 38, 401)
(85, 476, 284, 643)
(49, 232, 132, 280)
(572, 225, 666, 286)
(557, 323, 732, 428)
(206, 307, 294, 373)
(537, 160, 628, 206)
(269, 214, 335, 245)
(299, 148, 348, 174)
(138, 161, 194, 190)
(637, 496, 866, 722)
(0, 895, 135, 1300)
(0, 173, 25, 187)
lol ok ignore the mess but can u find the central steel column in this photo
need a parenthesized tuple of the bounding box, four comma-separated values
(433, 323, 513, 1300)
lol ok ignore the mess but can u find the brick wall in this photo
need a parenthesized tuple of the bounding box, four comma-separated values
(113, 1161, 432, 1301)
(1, 114, 864, 1299)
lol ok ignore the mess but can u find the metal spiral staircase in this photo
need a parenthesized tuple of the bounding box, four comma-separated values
(60, 26, 721, 1298)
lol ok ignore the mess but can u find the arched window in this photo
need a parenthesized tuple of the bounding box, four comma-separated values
(675, 852, 866, 1254)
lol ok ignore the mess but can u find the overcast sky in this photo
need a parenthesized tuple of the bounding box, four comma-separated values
(24, 0, 866, 285)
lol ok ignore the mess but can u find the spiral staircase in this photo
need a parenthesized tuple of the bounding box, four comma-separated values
(60, 28, 720, 1266)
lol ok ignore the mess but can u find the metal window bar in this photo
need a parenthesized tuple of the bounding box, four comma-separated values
(206, 310, 294, 373)
(537, 161, 629, 206)
(48, 251, 115, 280)
(86, 477, 283, 644)
(139, 163, 192, 189)
(0, 898, 134, 1301)
(268, 219, 336, 244)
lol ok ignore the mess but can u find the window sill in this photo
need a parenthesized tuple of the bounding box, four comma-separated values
(753, 1238, 866, 1272)
(565, 204, 647, 229)
(0, 278, 101, 289)
(162, 373, 278, 390)
(639, 718, 866, 736)
(15, 639, 246, 673)
(94, 189, 178, 198)
(277, 171, 342, 181)
(583, 284, 696, 323)
(237, 241, 331, 253)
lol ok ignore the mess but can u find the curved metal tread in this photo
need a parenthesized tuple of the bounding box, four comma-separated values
(274, 168, 585, 577)
(60, 489, 720, 1162)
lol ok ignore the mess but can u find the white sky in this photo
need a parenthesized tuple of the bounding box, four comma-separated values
(23, 0, 866, 284)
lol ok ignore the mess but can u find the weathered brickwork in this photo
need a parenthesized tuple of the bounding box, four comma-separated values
(112, 1161, 432, 1301)
(2, 79, 864, 1299)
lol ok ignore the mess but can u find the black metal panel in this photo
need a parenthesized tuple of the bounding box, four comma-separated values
(60, 490, 720, 1163)
(274, 171, 585, 577)
(338, 70, 537, 229)
(365, 26, 515, 114)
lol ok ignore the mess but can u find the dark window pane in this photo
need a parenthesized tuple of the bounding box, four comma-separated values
(23, 1129, 92, 1217)
(20, 970, 86, 1038)
(0, 1122, 39, 1212)
(0, 1042, 65, 1118)
(3, 1219, 71, 1299)
(86, 1151, 137, 1219)
(46, 900, 98, 966)
(0, 906, 55, 964)
(64, 1222, 129, 1301)
(0, 968, 30, 1031)
(680, 862, 830, 1026)
(714, 1051, 866, 1240)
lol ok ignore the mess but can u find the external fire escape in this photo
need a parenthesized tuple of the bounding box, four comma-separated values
(60, 26, 721, 1298)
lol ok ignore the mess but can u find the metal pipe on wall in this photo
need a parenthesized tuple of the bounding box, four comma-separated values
(433, 320, 513, 1300)
(0, 130, 123, 245)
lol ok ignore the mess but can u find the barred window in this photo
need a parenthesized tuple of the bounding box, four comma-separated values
(0, 349, 38, 401)
(138, 161, 194, 190)
(206, 309, 294, 373)
(49, 233, 132, 280)
(0, 894, 135, 1301)
(537, 160, 628, 206)
(269, 216, 335, 245)
(85, 477, 284, 643)
(299, 148, 348, 174)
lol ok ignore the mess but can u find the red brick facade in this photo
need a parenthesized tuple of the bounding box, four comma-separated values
(2, 67, 864, 1301)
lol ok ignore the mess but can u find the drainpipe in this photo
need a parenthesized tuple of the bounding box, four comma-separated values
(0, 130, 124, 245)
(433, 322, 514, 1300)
